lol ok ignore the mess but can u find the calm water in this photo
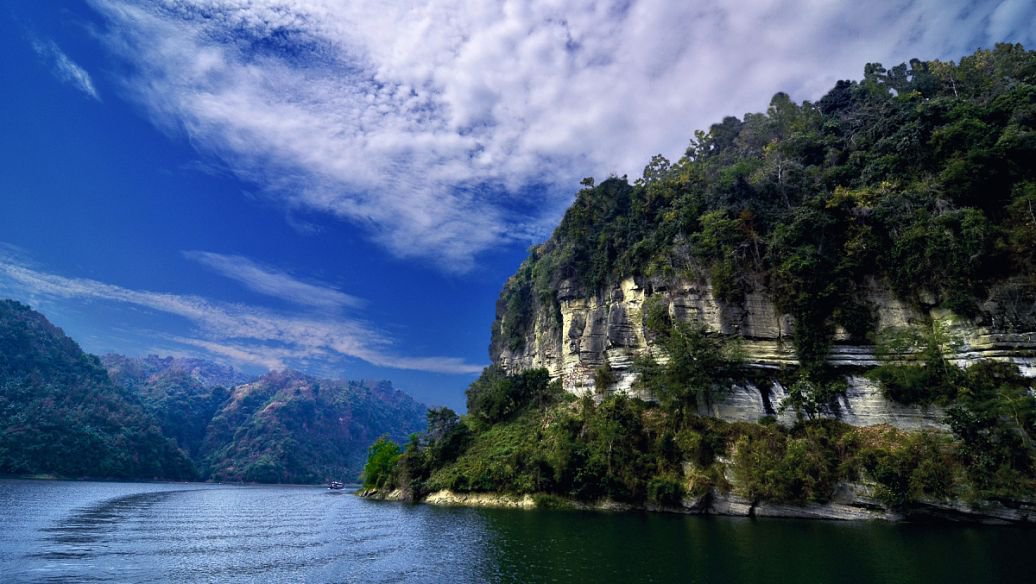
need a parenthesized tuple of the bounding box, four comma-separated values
(0, 479, 1033, 583)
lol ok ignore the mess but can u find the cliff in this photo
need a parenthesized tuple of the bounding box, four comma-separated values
(489, 44, 1036, 428)
(493, 274, 1036, 429)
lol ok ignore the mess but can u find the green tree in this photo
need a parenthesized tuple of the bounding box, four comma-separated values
(362, 436, 401, 489)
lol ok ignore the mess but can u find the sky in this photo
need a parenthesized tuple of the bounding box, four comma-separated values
(1, 1, 1033, 411)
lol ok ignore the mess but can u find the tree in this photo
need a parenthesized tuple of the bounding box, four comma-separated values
(362, 436, 401, 489)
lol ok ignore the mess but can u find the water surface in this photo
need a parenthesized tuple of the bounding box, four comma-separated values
(0, 479, 1032, 583)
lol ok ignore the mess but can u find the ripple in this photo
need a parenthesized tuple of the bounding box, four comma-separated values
(6, 480, 1034, 583)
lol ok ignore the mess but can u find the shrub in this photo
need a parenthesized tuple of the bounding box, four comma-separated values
(647, 472, 686, 507)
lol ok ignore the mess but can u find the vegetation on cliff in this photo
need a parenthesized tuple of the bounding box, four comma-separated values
(368, 359, 1032, 510)
(495, 44, 1036, 388)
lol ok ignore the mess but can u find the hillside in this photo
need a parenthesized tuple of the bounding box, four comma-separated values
(102, 354, 251, 457)
(363, 45, 1036, 523)
(200, 370, 427, 483)
(101, 356, 429, 484)
(0, 301, 428, 483)
(0, 300, 194, 479)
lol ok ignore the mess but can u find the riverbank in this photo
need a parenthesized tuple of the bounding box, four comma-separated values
(358, 484, 1036, 525)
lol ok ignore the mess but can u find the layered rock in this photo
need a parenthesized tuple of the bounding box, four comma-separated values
(493, 276, 1036, 430)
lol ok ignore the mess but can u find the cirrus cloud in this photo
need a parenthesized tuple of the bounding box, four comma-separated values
(183, 250, 365, 310)
(84, 0, 1036, 270)
(0, 257, 483, 375)
(30, 35, 101, 101)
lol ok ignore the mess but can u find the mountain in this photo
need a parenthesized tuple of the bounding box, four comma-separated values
(200, 370, 426, 483)
(0, 301, 427, 483)
(365, 46, 1036, 523)
(102, 354, 251, 457)
(0, 300, 194, 479)
(103, 354, 252, 391)
(101, 354, 428, 483)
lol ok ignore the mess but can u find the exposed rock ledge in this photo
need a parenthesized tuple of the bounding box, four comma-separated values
(358, 486, 1035, 525)
(494, 276, 1036, 431)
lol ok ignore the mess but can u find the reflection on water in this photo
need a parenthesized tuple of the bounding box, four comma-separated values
(0, 479, 1033, 583)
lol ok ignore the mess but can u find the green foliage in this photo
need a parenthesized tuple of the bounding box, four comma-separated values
(850, 427, 958, 507)
(593, 365, 615, 394)
(426, 414, 542, 494)
(0, 300, 195, 480)
(868, 318, 968, 404)
(870, 323, 1035, 498)
(532, 493, 575, 510)
(371, 362, 1033, 508)
(946, 361, 1035, 498)
(466, 366, 558, 427)
(635, 313, 742, 424)
(362, 436, 401, 489)
(493, 44, 1036, 376)
(647, 471, 685, 507)
(779, 373, 848, 420)
(731, 421, 850, 504)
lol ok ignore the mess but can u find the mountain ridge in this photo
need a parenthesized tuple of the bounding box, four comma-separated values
(0, 300, 427, 482)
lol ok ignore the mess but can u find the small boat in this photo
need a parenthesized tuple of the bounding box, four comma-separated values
(328, 481, 345, 490)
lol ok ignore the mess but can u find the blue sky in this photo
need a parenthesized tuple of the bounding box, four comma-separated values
(1, 1, 1033, 410)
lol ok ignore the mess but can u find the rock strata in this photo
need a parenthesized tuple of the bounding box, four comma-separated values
(494, 276, 1036, 430)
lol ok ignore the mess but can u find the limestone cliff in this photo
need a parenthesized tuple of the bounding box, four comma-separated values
(491, 273, 1036, 430)
(486, 45, 1036, 433)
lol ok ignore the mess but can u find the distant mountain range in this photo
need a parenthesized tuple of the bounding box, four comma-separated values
(0, 299, 426, 483)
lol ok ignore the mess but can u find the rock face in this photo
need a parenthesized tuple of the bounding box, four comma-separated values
(493, 276, 1036, 430)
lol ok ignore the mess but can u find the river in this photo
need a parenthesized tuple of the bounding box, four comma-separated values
(0, 479, 1032, 583)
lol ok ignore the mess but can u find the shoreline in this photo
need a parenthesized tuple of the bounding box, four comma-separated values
(0, 475, 356, 489)
(358, 485, 1036, 525)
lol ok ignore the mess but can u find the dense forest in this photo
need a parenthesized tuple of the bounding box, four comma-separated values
(199, 371, 426, 484)
(0, 300, 427, 482)
(0, 300, 194, 479)
(365, 45, 1036, 514)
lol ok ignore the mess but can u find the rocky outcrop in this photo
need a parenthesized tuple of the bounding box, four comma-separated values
(424, 490, 537, 509)
(359, 484, 1036, 525)
(702, 484, 1036, 524)
(493, 276, 1036, 430)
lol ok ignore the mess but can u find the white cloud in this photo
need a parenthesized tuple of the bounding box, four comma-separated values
(183, 250, 364, 310)
(30, 37, 101, 101)
(987, 0, 1036, 41)
(0, 259, 482, 375)
(85, 0, 1035, 269)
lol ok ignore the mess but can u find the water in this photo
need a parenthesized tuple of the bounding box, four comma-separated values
(1, 479, 1033, 583)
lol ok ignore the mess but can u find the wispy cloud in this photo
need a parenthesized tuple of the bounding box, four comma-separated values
(0, 259, 482, 375)
(30, 36, 101, 101)
(84, 1, 1035, 269)
(183, 250, 364, 310)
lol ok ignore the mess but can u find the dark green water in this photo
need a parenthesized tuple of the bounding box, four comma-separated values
(0, 479, 1032, 583)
